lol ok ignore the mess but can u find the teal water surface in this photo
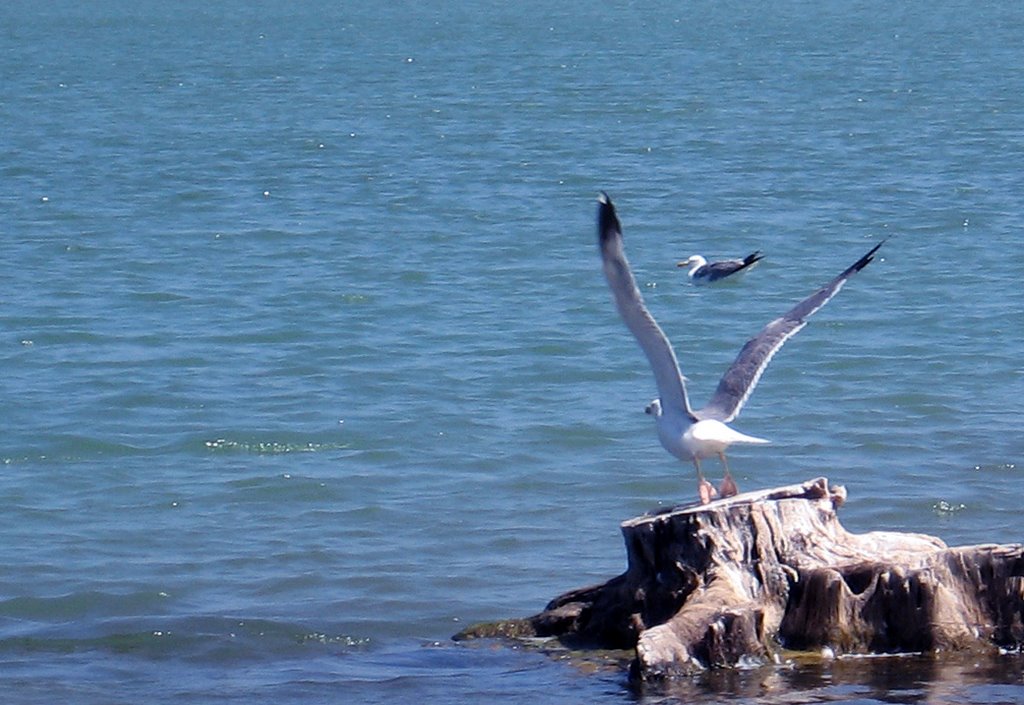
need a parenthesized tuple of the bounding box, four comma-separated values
(2, 1, 1023, 703)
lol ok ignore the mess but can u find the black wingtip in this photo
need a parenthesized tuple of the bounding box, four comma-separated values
(597, 191, 621, 245)
(851, 238, 887, 273)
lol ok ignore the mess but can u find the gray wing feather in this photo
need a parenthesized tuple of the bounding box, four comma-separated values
(701, 251, 763, 282)
(699, 240, 884, 423)
(703, 260, 746, 281)
(598, 194, 695, 419)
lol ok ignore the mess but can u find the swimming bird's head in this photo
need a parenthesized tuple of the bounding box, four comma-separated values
(644, 399, 662, 417)
(677, 255, 706, 269)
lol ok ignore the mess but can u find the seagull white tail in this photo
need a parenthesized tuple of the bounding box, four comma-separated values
(732, 431, 770, 445)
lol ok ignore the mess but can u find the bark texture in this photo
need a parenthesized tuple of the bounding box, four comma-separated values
(458, 477, 1024, 681)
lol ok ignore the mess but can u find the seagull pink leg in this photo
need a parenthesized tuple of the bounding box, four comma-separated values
(694, 458, 717, 504)
(718, 452, 739, 498)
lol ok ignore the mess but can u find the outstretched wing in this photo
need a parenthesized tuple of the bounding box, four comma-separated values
(598, 193, 695, 419)
(699, 240, 884, 423)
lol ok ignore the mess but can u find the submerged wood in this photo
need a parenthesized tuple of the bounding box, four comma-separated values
(456, 477, 1024, 681)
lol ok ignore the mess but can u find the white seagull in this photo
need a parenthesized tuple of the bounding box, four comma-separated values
(597, 193, 884, 504)
(678, 251, 764, 284)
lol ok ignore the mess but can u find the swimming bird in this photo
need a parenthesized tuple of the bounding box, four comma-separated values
(597, 192, 883, 504)
(678, 251, 764, 284)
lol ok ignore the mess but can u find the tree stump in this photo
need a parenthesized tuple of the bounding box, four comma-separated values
(456, 477, 1024, 681)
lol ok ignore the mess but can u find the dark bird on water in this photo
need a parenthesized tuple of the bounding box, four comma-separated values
(678, 251, 764, 284)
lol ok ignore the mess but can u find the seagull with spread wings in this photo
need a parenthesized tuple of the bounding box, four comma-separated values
(597, 192, 884, 504)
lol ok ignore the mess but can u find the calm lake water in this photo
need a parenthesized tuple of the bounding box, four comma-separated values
(2, 1, 1023, 703)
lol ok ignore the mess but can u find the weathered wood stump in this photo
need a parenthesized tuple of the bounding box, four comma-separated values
(456, 477, 1024, 681)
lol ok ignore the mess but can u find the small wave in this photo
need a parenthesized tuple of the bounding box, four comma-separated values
(0, 590, 170, 622)
(130, 290, 193, 303)
(341, 293, 372, 304)
(2, 436, 150, 465)
(203, 438, 350, 454)
(933, 500, 967, 516)
(0, 612, 372, 662)
(297, 632, 371, 647)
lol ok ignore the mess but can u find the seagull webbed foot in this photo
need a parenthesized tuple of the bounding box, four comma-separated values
(698, 479, 718, 505)
(720, 474, 739, 498)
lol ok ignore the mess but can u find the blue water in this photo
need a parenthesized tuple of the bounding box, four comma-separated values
(3, 1, 1023, 702)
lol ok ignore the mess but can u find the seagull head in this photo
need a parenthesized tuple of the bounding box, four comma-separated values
(677, 255, 706, 269)
(644, 399, 662, 417)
